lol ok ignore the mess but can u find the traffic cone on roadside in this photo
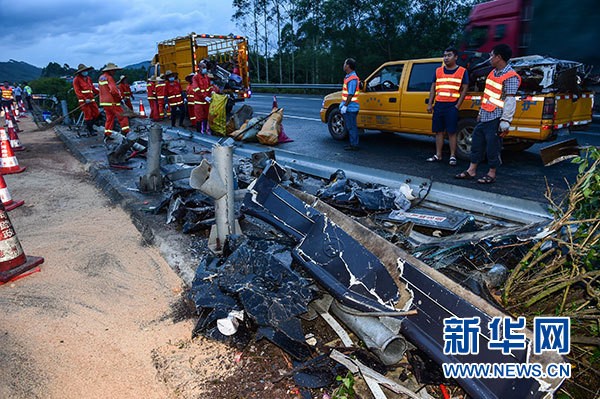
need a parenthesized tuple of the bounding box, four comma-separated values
(138, 99, 147, 118)
(11, 103, 20, 120)
(5, 118, 24, 151)
(0, 127, 26, 174)
(0, 202, 44, 283)
(0, 174, 24, 211)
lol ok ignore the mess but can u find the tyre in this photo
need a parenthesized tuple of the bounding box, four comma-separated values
(327, 108, 348, 140)
(455, 118, 476, 160)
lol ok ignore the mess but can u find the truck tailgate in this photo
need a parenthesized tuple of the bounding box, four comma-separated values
(554, 92, 594, 129)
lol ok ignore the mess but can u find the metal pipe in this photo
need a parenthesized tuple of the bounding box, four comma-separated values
(139, 124, 163, 192)
(212, 143, 235, 248)
(330, 301, 407, 366)
(60, 100, 71, 125)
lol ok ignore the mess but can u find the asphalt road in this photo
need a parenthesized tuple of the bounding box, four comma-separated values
(244, 92, 600, 204)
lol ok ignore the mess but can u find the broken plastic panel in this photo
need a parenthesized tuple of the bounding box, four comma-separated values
(242, 162, 401, 313)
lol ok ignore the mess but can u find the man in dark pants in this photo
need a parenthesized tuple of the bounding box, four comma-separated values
(340, 58, 360, 151)
(455, 44, 521, 184)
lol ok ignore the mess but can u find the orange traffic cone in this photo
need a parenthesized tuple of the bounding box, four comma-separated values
(138, 99, 147, 118)
(0, 202, 43, 283)
(0, 127, 26, 174)
(0, 174, 24, 211)
(5, 118, 24, 151)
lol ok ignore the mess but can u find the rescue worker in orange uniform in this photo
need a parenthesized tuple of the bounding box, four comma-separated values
(192, 61, 213, 134)
(147, 76, 159, 121)
(426, 47, 468, 166)
(117, 75, 134, 111)
(165, 70, 184, 127)
(184, 73, 196, 128)
(155, 74, 167, 120)
(72, 63, 101, 136)
(98, 63, 130, 139)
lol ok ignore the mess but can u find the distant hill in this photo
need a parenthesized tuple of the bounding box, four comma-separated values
(124, 61, 151, 70)
(0, 60, 42, 83)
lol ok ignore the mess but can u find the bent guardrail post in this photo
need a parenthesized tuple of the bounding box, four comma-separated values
(139, 124, 163, 192)
(190, 142, 240, 253)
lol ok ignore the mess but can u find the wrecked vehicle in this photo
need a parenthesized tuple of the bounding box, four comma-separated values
(320, 55, 594, 160)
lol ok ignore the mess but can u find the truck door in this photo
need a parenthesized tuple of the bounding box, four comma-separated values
(401, 62, 440, 133)
(358, 64, 404, 131)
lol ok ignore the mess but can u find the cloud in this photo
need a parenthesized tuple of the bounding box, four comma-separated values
(0, 0, 238, 68)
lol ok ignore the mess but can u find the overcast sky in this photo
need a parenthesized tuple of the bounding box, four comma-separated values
(0, 0, 239, 69)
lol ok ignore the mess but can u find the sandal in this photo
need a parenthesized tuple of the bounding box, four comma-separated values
(477, 175, 496, 184)
(455, 170, 475, 180)
(449, 156, 457, 166)
(426, 154, 442, 162)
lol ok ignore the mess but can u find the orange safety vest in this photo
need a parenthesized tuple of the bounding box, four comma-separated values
(73, 75, 97, 104)
(98, 72, 121, 107)
(434, 66, 466, 102)
(147, 81, 156, 100)
(1, 85, 13, 100)
(481, 69, 521, 112)
(341, 74, 360, 103)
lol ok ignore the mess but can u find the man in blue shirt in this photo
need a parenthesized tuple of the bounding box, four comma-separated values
(340, 58, 360, 151)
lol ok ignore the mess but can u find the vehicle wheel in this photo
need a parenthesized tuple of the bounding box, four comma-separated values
(456, 118, 476, 160)
(503, 142, 534, 152)
(327, 108, 348, 140)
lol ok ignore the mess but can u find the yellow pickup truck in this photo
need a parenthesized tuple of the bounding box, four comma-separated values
(320, 57, 593, 159)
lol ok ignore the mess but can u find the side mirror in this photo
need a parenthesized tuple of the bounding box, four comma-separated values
(359, 81, 365, 91)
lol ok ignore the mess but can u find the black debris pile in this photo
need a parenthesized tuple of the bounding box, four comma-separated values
(189, 234, 317, 360)
(165, 189, 216, 234)
(316, 169, 412, 214)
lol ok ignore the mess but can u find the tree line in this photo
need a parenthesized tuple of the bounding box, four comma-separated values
(232, 0, 482, 84)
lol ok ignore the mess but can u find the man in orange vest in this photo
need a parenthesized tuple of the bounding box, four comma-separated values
(98, 63, 130, 139)
(72, 64, 100, 136)
(117, 75, 134, 111)
(455, 44, 520, 184)
(426, 47, 468, 166)
(340, 58, 360, 151)
(155, 74, 167, 120)
(1, 81, 14, 114)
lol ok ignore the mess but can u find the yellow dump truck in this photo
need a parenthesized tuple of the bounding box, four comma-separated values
(150, 33, 251, 101)
(320, 57, 593, 159)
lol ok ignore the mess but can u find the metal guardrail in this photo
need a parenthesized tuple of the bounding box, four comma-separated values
(251, 83, 341, 90)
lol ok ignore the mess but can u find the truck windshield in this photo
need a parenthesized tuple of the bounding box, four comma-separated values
(464, 26, 489, 50)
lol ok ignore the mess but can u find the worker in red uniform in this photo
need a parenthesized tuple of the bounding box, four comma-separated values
(72, 63, 100, 136)
(98, 63, 129, 139)
(117, 75, 134, 111)
(164, 70, 184, 127)
(192, 61, 213, 134)
(184, 73, 196, 128)
(147, 75, 159, 121)
(155, 74, 167, 120)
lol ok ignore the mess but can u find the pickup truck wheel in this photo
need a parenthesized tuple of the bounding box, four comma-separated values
(327, 108, 348, 140)
(456, 118, 476, 160)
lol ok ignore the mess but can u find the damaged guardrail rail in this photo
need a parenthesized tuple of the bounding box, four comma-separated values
(241, 161, 566, 399)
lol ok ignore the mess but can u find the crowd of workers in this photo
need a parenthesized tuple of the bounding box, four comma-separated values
(71, 60, 221, 139)
(1, 81, 33, 114)
(341, 43, 520, 184)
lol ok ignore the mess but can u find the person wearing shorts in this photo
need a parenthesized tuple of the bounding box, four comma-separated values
(426, 47, 468, 166)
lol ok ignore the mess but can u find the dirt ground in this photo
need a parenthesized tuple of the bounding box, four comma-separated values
(0, 116, 244, 398)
